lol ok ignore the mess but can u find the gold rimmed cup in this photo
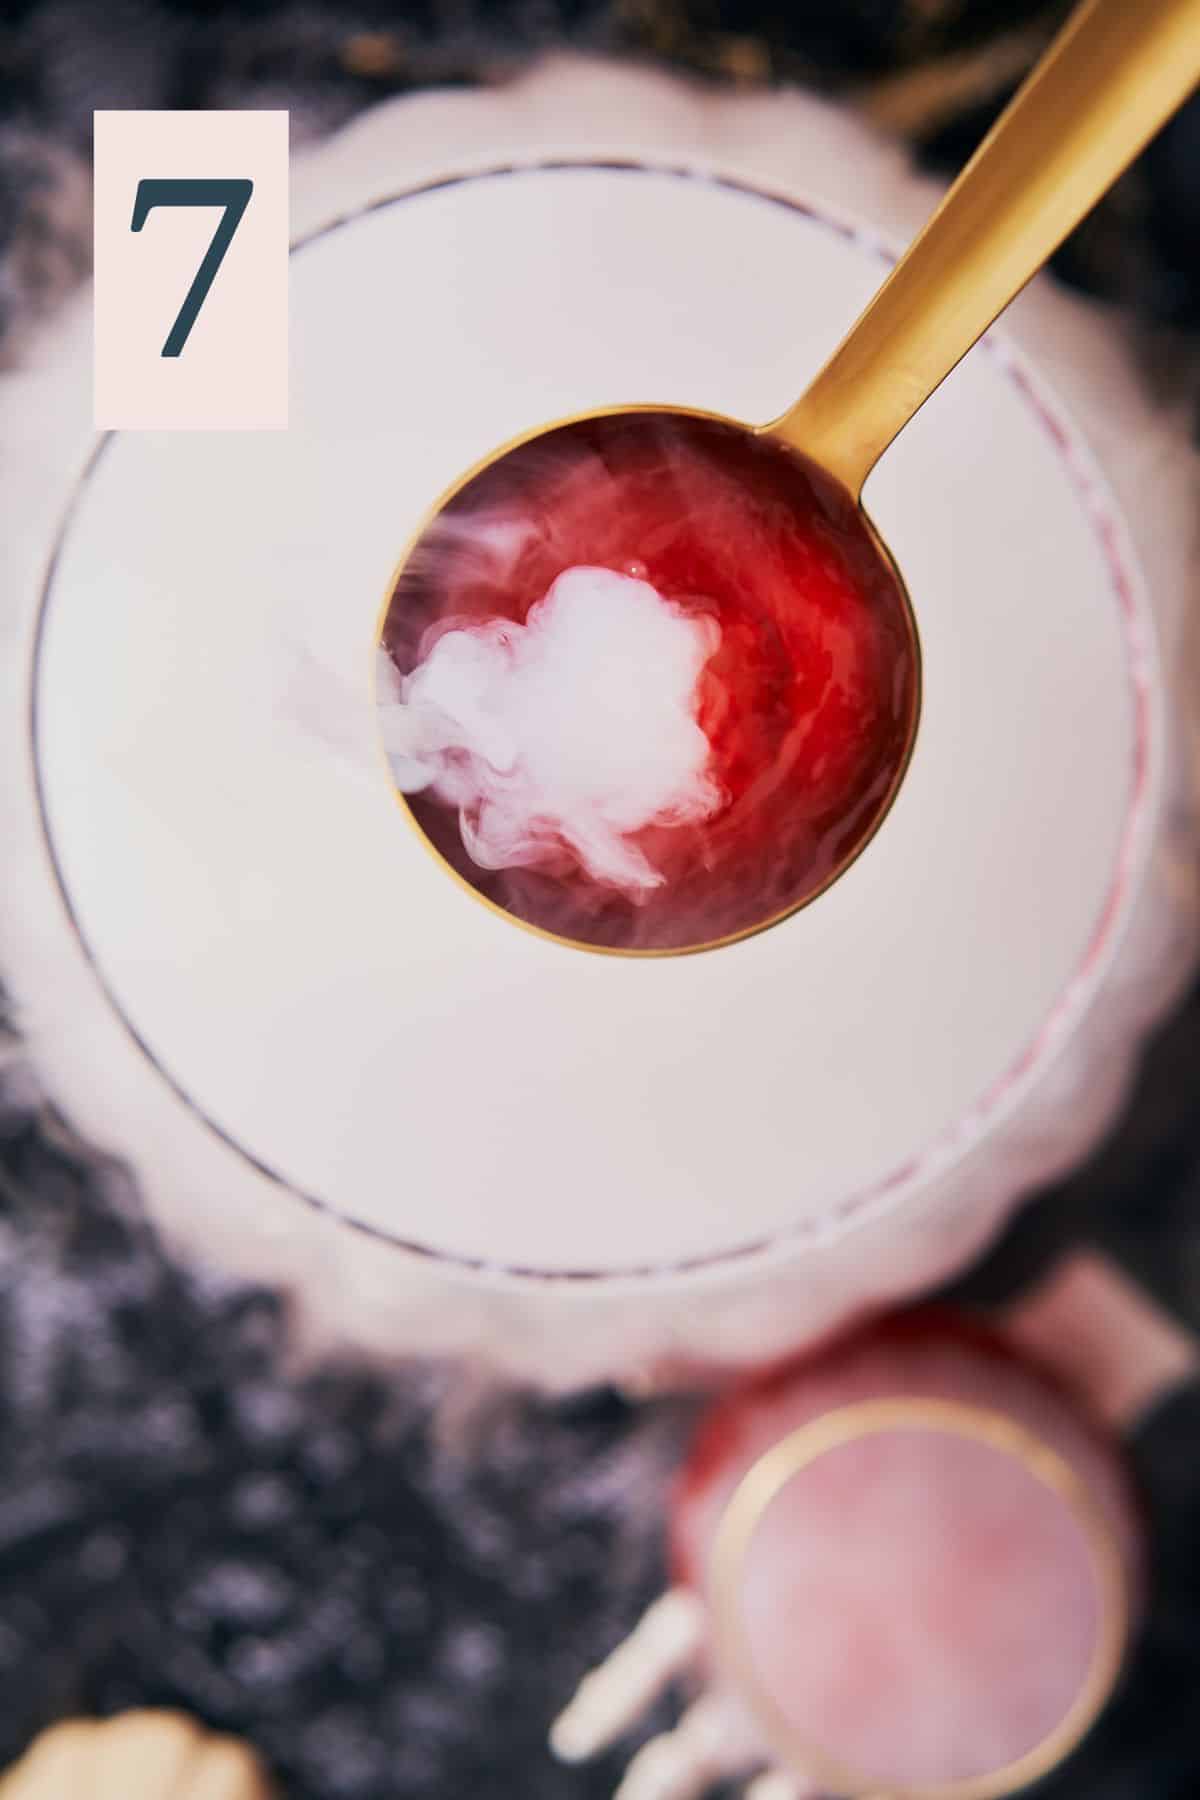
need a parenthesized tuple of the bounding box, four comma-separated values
(707, 1397, 1132, 1800)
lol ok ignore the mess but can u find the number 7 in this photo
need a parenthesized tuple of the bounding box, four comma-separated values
(131, 178, 254, 358)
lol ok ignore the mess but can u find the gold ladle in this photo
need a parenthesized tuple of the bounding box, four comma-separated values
(380, 0, 1200, 955)
(770, 0, 1200, 498)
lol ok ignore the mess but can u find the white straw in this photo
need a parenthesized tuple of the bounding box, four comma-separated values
(549, 1589, 706, 1763)
(613, 1694, 745, 1800)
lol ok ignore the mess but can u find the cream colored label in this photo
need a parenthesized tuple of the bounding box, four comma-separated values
(93, 111, 288, 430)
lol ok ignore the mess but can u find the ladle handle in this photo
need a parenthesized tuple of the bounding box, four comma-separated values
(766, 0, 1200, 499)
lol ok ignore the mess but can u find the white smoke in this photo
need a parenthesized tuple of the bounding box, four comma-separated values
(378, 565, 722, 896)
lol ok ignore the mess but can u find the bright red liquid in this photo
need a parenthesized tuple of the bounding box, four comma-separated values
(382, 414, 918, 951)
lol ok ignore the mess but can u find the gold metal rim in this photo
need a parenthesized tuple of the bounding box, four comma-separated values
(371, 402, 923, 960)
(707, 1397, 1130, 1800)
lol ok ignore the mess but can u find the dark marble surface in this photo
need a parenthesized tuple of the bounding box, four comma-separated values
(0, 5, 1198, 1796)
(0, 980, 689, 1799)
